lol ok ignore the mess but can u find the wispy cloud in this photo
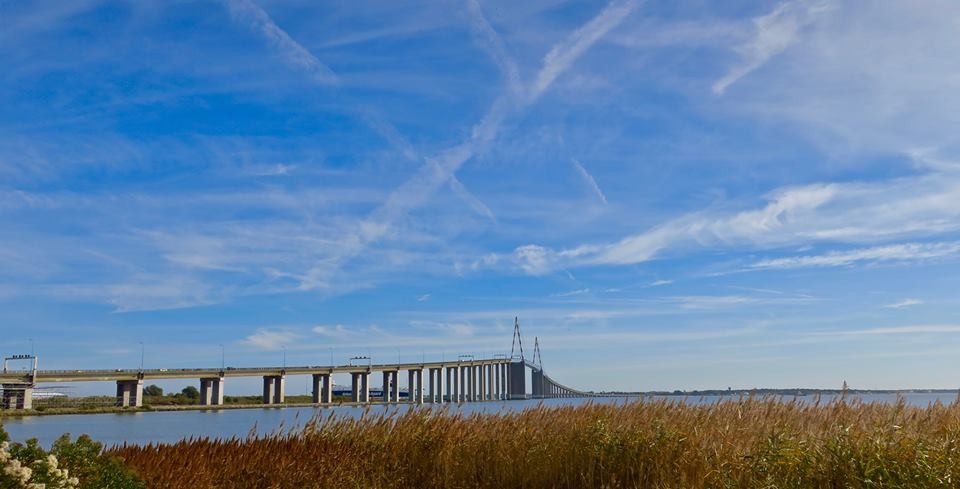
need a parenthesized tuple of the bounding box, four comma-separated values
(814, 325, 960, 338)
(506, 167, 960, 274)
(222, 0, 339, 85)
(464, 0, 521, 94)
(552, 288, 591, 298)
(299, 0, 638, 289)
(713, 0, 832, 94)
(416, 293, 431, 302)
(750, 242, 960, 270)
(243, 328, 299, 350)
(571, 158, 607, 204)
(530, 0, 638, 100)
(883, 298, 923, 309)
(312, 324, 352, 337)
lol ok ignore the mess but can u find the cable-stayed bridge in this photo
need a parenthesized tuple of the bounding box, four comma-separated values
(1, 319, 586, 410)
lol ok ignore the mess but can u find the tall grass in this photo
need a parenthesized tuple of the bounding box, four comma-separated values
(111, 396, 960, 488)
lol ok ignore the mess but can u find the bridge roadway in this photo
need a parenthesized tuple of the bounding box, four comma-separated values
(1, 359, 588, 410)
(0, 358, 508, 383)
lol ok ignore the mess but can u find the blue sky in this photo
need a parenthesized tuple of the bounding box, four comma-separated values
(3, 0, 960, 393)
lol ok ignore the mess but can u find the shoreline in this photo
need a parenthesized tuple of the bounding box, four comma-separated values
(4, 389, 959, 418)
(0, 400, 456, 418)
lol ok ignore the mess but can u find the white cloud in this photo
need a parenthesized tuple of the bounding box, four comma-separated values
(883, 298, 923, 309)
(713, 0, 832, 94)
(814, 325, 960, 337)
(513, 244, 554, 275)
(244, 328, 298, 350)
(647, 279, 673, 287)
(507, 166, 960, 274)
(725, 2, 960, 154)
(751, 242, 960, 270)
(571, 158, 607, 204)
(312, 324, 352, 337)
(417, 294, 431, 302)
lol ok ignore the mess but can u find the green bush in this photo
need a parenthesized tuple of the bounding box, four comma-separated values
(0, 424, 144, 489)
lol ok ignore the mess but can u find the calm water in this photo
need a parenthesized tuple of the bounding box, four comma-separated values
(3, 393, 957, 448)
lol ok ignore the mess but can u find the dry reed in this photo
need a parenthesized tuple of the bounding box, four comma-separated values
(111, 396, 960, 488)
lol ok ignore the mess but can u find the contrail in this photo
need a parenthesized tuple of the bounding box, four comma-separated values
(572, 158, 608, 204)
(222, 0, 339, 86)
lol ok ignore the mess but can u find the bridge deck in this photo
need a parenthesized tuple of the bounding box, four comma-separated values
(0, 358, 511, 383)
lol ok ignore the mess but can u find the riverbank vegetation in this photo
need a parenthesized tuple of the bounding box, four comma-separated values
(0, 425, 143, 488)
(109, 396, 960, 488)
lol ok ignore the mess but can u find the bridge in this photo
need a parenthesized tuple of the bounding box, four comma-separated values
(1, 319, 587, 410)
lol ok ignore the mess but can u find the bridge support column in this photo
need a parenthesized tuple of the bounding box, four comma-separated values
(428, 368, 442, 402)
(407, 369, 423, 404)
(493, 364, 501, 400)
(116, 379, 143, 407)
(471, 366, 480, 401)
(351, 372, 370, 403)
(200, 376, 224, 406)
(262, 375, 285, 404)
(478, 365, 486, 401)
(503, 363, 510, 399)
(1, 384, 33, 410)
(451, 367, 458, 402)
(509, 361, 526, 400)
(468, 366, 475, 401)
(459, 366, 468, 402)
(487, 364, 494, 400)
(382, 371, 396, 403)
(487, 364, 495, 401)
(312, 373, 332, 403)
(445, 366, 457, 402)
(531, 370, 544, 398)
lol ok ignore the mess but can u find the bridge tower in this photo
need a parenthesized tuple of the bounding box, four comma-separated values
(508, 317, 528, 400)
(531, 337, 545, 398)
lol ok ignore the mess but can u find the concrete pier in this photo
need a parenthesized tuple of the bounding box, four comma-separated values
(428, 367, 442, 402)
(503, 363, 508, 399)
(468, 365, 479, 402)
(116, 379, 143, 407)
(351, 371, 370, 403)
(408, 369, 423, 404)
(459, 366, 468, 402)
(509, 361, 526, 400)
(445, 366, 457, 402)
(199, 376, 224, 406)
(382, 370, 399, 402)
(487, 364, 495, 401)
(311, 373, 332, 403)
(531, 369, 544, 398)
(262, 375, 285, 404)
(478, 365, 486, 401)
(1, 383, 33, 410)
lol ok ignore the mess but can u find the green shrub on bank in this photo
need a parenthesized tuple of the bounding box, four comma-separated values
(0, 424, 144, 489)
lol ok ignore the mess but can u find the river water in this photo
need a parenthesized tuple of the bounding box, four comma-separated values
(3, 393, 957, 448)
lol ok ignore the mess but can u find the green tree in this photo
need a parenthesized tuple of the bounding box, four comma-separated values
(142, 385, 163, 397)
(181, 386, 200, 400)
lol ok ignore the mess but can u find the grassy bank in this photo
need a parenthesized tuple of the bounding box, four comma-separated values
(110, 396, 960, 488)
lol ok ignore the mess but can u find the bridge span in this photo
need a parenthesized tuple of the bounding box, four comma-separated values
(1, 324, 586, 410)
